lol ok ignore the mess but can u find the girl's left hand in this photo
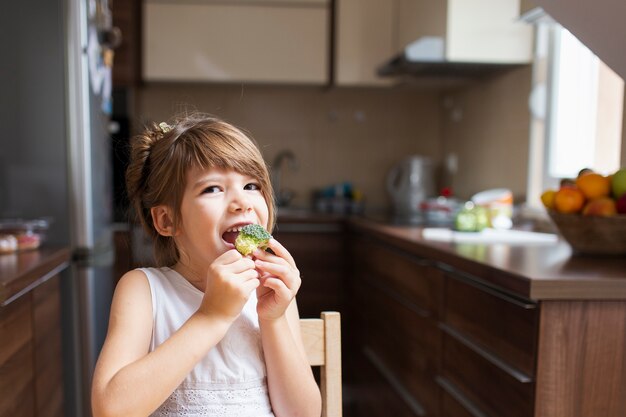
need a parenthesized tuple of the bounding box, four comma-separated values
(253, 238, 301, 321)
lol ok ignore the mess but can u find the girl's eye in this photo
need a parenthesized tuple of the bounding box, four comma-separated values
(244, 183, 261, 191)
(202, 185, 221, 194)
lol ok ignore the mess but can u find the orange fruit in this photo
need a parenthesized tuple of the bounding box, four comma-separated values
(540, 189, 557, 209)
(554, 187, 585, 214)
(575, 173, 611, 199)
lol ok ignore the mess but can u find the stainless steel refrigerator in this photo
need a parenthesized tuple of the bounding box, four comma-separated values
(2, 0, 118, 415)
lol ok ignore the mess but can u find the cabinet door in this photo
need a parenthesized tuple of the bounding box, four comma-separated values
(272, 227, 345, 318)
(0, 295, 35, 417)
(335, 0, 394, 86)
(144, 0, 329, 84)
(33, 276, 64, 417)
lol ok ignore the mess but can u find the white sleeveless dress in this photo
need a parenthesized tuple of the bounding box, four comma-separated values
(140, 267, 275, 417)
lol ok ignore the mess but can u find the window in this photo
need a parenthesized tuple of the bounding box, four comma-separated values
(526, 16, 624, 208)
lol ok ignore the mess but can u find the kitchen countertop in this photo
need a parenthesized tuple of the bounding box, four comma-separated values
(349, 217, 626, 301)
(0, 246, 72, 306)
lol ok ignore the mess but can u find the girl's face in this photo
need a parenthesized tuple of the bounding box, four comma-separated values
(174, 166, 269, 265)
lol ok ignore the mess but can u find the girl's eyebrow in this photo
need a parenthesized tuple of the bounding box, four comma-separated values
(192, 176, 223, 189)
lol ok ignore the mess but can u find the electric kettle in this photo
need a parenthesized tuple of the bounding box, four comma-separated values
(386, 155, 435, 219)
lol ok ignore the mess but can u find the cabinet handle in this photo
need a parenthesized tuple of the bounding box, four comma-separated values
(439, 264, 536, 309)
(1, 261, 69, 307)
(363, 275, 430, 318)
(363, 347, 426, 416)
(439, 323, 532, 384)
(436, 376, 490, 417)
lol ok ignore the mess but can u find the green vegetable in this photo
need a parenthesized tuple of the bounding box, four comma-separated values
(235, 224, 272, 256)
(455, 202, 489, 232)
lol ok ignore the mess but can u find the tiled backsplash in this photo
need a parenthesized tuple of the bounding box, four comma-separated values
(133, 67, 542, 211)
(135, 84, 443, 210)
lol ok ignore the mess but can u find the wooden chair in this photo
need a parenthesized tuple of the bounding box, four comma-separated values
(300, 311, 342, 417)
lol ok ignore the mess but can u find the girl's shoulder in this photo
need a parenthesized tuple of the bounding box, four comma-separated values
(114, 268, 153, 299)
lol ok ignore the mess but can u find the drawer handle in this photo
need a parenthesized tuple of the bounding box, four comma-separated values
(363, 275, 430, 318)
(440, 265, 537, 309)
(439, 323, 533, 384)
(1, 261, 69, 307)
(436, 376, 491, 417)
(363, 347, 426, 416)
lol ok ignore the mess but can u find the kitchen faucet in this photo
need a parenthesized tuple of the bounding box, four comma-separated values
(271, 149, 298, 207)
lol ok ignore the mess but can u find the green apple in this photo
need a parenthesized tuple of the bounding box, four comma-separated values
(612, 168, 626, 199)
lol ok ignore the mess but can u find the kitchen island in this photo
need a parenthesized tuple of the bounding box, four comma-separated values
(0, 247, 71, 417)
(346, 217, 626, 417)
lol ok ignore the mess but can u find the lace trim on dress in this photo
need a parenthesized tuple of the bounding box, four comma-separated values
(152, 379, 274, 417)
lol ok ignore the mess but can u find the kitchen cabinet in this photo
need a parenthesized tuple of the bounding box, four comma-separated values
(347, 218, 626, 417)
(273, 215, 346, 318)
(0, 248, 71, 417)
(335, 0, 394, 86)
(112, 0, 141, 87)
(143, 0, 330, 84)
(348, 234, 442, 416)
(394, 0, 532, 64)
(335, 0, 532, 86)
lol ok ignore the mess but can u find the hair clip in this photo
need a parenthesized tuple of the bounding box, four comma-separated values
(159, 122, 173, 133)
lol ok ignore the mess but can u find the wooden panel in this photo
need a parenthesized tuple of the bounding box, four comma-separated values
(348, 349, 423, 417)
(353, 280, 440, 415)
(444, 274, 538, 376)
(273, 231, 345, 318)
(535, 301, 626, 417)
(439, 381, 479, 417)
(301, 319, 325, 366)
(0, 295, 35, 417)
(143, 2, 329, 83)
(355, 237, 441, 317)
(33, 275, 64, 417)
(112, 0, 141, 87)
(335, 0, 394, 86)
(442, 333, 534, 417)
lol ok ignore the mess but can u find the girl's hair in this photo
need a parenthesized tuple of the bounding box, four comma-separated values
(126, 113, 275, 267)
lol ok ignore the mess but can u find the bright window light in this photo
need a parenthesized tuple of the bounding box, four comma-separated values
(526, 19, 623, 209)
(548, 29, 600, 179)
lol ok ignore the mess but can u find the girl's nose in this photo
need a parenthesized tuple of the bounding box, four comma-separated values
(228, 190, 253, 212)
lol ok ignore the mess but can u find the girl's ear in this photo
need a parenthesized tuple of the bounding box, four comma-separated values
(151, 206, 177, 237)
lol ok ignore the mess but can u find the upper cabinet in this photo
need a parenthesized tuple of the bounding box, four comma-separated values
(336, 0, 533, 86)
(143, 0, 330, 84)
(334, 0, 394, 86)
(394, 0, 533, 64)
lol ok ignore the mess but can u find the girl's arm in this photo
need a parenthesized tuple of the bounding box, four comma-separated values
(254, 240, 322, 417)
(260, 300, 322, 417)
(92, 251, 259, 417)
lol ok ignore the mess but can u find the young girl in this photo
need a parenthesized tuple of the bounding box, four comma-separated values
(91, 114, 322, 417)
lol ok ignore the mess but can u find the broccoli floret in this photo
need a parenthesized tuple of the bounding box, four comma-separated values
(235, 224, 272, 256)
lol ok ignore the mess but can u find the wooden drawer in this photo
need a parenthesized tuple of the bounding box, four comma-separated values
(349, 348, 424, 417)
(438, 378, 478, 417)
(444, 273, 538, 376)
(0, 296, 35, 417)
(274, 229, 345, 317)
(354, 237, 441, 317)
(33, 276, 64, 417)
(441, 332, 534, 417)
(353, 280, 440, 415)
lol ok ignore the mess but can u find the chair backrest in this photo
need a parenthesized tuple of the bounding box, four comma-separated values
(300, 311, 342, 417)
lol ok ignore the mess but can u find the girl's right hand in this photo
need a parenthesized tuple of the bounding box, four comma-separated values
(198, 249, 260, 321)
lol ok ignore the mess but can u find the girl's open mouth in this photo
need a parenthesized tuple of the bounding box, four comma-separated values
(222, 231, 239, 245)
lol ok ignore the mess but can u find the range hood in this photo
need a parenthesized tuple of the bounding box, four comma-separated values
(378, 0, 533, 78)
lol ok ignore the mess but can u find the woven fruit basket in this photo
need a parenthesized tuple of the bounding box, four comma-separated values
(548, 211, 626, 255)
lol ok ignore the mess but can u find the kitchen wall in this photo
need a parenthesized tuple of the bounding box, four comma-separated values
(135, 84, 443, 210)
(441, 66, 533, 200)
(138, 62, 625, 209)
